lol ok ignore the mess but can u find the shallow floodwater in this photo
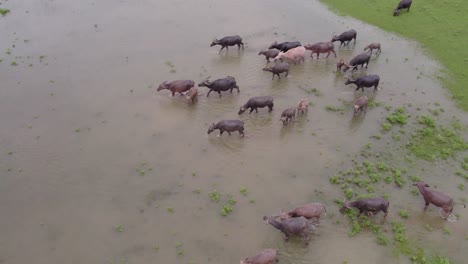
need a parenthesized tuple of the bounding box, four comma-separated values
(0, 0, 467, 263)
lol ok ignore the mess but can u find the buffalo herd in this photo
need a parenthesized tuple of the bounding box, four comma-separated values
(155, 0, 465, 262)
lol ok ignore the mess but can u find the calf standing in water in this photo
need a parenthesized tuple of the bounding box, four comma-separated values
(262, 62, 289, 80)
(364, 43, 382, 55)
(353, 96, 368, 116)
(280, 107, 296, 125)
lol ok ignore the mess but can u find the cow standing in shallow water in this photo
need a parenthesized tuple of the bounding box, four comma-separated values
(157, 80, 195, 97)
(364, 43, 382, 55)
(413, 181, 466, 218)
(331, 29, 357, 47)
(340, 197, 389, 218)
(210, 35, 244, 53)
(304, 42, 336, 59)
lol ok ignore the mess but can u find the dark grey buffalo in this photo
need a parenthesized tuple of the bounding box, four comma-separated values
(269, 41, 302, 52)
(240, 249, 278, 264)
(263, 216, 315, 245)
(342, 52, 372, 72)
(339, 197, 389, 218)
(157, 80, 195, 97)
(258, 49, 280, 62)
(262, 62, 289, 80)
(210, 35, 244, 52)
(207, 120, 245, 137)
(304, 42, 336, 59)
(353, 96, 368, 116)
(345, 74, 380, 92)
(331, 29, 357, 47)
(413, 181, 466, 218)
(394, 0, 412, 16)
(238, 96, 274, 115)
(198, 76, 240, 97)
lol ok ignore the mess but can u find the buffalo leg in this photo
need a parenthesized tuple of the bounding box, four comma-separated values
(285, 70, 289, 77)
(355, 86, 360, 91)
(235, 86, 240, 93)
(171, 91, 176, 97)
(272, 74, 275, 80)
(227, 131, 232, 135)
(277, 73, 281, 79)
(268, 105, 273, 112)
(218, 91, 222, 97)
(255, 108, 258, 113)
(207, 90, 212, 97)
(239, 129, 244, 137)
(219, 130, 224, 136)
(219, 46, 225, 53)
(249, 108, 254, 114)
(230, 88, 233, 93)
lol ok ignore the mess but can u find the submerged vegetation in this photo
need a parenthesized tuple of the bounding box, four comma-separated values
(0, 8, 10, 16)
(321, 0, 468, 111)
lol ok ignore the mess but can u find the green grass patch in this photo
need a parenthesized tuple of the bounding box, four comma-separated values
(0, 8, 10, 16)
(407, 125, 467, 161)
(320, 0, 468, 111)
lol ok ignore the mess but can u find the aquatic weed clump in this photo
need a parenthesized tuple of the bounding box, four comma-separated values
(407, 122, 467, 161)
(386, 107, 409, 125)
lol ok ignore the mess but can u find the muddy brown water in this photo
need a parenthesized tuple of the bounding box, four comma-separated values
(0, 0, 467, 263)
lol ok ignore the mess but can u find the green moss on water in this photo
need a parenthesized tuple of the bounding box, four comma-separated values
(209, 190, 220, 203)
(320, 0, 468, 111)
(407, 125, 467, 161)
(387, 107, 409, 125)
(0, 9, 9, 16)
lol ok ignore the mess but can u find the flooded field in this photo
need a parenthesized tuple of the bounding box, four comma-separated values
(0, 0, 466, 263)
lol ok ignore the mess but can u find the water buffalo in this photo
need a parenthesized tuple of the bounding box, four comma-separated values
(304, 42, 336, 59)
(345, 74, 380, 92)
(339, 197, 389, 218)
(157, 80, 195, 97)
(269, 41, 302, 52)
(238, 96, 274, 114)
(280, 107, 296, 125)
(353, 96, 368, 116)
(262, 62, 289, 80)
(331, 29, 357, 47)
(263, 215, 314, 245)
(198, 76, 240, 97)
(364, 43, 382, 55)
(240, 249, 278, 264)
(210, 35, 244, 52)
(394, 0, 412, 16)
(185, 87, 198, 104)
(336, 58, 346, 71)
(274, 46, 306, 64)
(341, 52, 372, 72)
(413, 181, 466, 218)
(297, 98, 308, 115)
(258, 49, 280, 62)
(208, 120, 245, 137)
(280, 202, 327, 221)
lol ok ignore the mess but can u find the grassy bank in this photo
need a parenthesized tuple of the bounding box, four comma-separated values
(320, 0, 468, 110)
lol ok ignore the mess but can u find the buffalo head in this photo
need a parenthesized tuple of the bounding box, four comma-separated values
(157, 81, 168, 91)
(238, 106, 247, 115)
(207, 123, 216, 134)
(198, 76, 211, 87)
(268, 41, 278, 49)
(210, 39, 219, 47)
